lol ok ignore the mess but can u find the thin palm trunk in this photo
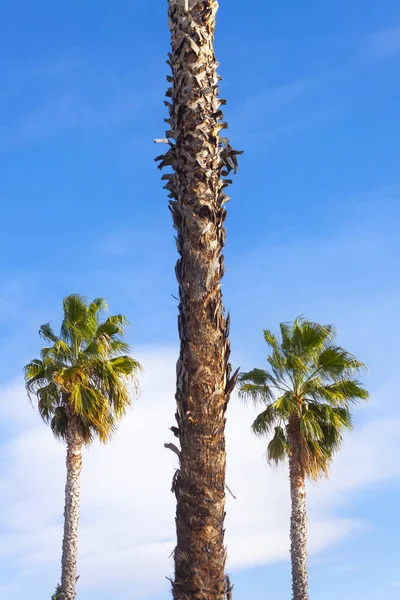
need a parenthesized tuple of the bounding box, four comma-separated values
(159, 2, 240, 599)
(60, 416, 83, 600)
(288, 419, 309, 600)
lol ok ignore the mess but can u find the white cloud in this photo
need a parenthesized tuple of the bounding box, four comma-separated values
(0, 346, 399, 598)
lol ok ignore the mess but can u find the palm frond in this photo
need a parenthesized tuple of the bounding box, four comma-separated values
(109, 355, 142, 376)
(279, 322, 294, 353)
(300, 408, 324, 441)
(267, 349, 287, 377)
(285, 353, 308, 377)
(239, 383, 274, 405)
(88, 297, 108, 320)
(263, 329, 280, 352)
(50, 406, 68, 440)
(61, 294, 88, 328)
(109, 340, 131, 357)
(238, 368, 276, 404)
(330, 406, 353, 428)
(37, 383, 60, 423)
(96, 315, 129, 338)
(39, 323, 59, 343)
(306, 379, 368, 406)
(251, 405, 278, 435)
(301, 438, 330, 479)
(239, 368, 269, 386)
(319, 421, 344, 457)
(317, 346, 366, 380)
(292, 318, 335, 355)
(61, 294, 90, 348)
(85, 298, 108, 339)
(41, 339, 72, 363)
(272, 393, 299, 418)
(267, 426, 288, 465)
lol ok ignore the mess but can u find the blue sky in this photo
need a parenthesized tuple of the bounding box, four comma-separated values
(0, 1, 400, 598)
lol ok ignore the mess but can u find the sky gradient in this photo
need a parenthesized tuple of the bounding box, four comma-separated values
(0, 1, 400, 599)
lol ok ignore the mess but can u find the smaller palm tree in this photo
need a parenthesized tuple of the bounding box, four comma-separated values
(24, 295, 141, 600)
(51, 585, 61, 600)
(239, 318, 368, 600)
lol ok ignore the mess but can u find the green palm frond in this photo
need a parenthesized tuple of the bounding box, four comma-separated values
(238, 383, 274, 404)
(109, 340, 131, 357)
(37, 383, 60, 423)
(24, 357, 46, 375)
(61, 295, 88, 333)
(263, 329, 280, 353)
(239, 368, 269, 386)
(25, 358, 61, 397)
(279, 322, 294, 353)
(41, 339, 73, 363)
(305, 379, 368, 406)
(272, 394, 299, 418)
(267, 349, 287, 378)
(292, 318, 335, 356)
(316, 346, 366, 380)
(24, 295, 141, 445)
(300, 408, 324, 441)
(267, 426, 288, 465)
(96, 315, 129, 338)
(39, 323, 59, 343)
(330, 406, 353, 428)
(50, 407, 68, 440)
(238, 369, 275, 404)
(110, 355, 142, 376)
(88, 297, 108, 322)
(319, 421, 344, 457)
(84, 298, 108, 342)
(301, 438, 330, 479)
(285, 353, 308, 377)
(252, 405, 278, 435)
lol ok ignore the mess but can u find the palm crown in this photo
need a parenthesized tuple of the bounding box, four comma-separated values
(239, 318, 368, 479)
(24, 294, 141, 444)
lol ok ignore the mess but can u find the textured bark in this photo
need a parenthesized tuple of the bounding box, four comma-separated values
(157, 2, 241, 599)
(288, 418, 309, 600)
(60, 415, 83, 600)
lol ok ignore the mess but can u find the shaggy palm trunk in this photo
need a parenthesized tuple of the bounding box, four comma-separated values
(60, 416, 83, 600)
(157, 2, 240, 599)
(288, 418, 309, 600)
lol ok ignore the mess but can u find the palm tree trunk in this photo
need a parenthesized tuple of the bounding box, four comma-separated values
(158, 2, 240, 599)
(288, 419, 309, 600)
(60, 415, 83, 600)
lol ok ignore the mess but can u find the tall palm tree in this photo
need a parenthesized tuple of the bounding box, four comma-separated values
(24, 295, 141, 600)
(239, 318, 368, 600)
(156, 2, 241, 599)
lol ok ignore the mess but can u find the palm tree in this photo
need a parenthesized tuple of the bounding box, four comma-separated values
(239, 318, 368, 600)
(24, 295, 141, 600)
(51, 585, 61, 600)
(156, 2, 241, 599)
